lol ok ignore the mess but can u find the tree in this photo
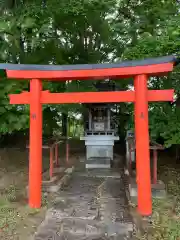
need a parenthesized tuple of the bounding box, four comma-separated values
(123, 8, 180, 146)
(0, 0, 179, 143)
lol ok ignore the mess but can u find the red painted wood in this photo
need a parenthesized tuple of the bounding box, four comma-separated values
(5, 59, 176, 214)
(6, 63, 173, 79)
(148, 89, 174, 102)
(29, 79, 42, 208)
(9, 89, 174, 104)
(134, 74, 152, 216)
(10, 91, 30, 104)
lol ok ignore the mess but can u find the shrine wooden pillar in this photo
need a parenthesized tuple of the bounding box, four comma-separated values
(134, 74, 152, 216)
(29, 79, 42, 208)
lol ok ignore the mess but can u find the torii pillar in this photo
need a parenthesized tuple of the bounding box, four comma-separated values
(29, 79, 42, 208)
(135, 74, 151, 214)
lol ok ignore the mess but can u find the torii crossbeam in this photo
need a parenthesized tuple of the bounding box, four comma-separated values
(0, 55, 179, 216)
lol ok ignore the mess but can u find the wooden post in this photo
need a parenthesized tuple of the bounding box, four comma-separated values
(55, 144, 59, 166)
(66, 140, 69, 164)
(29, 79, 42, 208)
(134, 74, 152, 216)
(129, 142, 132, 175)
(153, 149, 158, 184)
(49, 147, 53, 179)
(89, 109, 92, 131)
(107, 107, 111, 130)
(66, 116, 69, 165)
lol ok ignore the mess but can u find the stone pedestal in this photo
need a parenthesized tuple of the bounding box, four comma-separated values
(80, 135, 119, 168)
(129, 179, 166, 203)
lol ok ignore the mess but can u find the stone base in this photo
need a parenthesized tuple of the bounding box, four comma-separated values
(26, 167, 74, 195)
(47, 167, 75, 193)
(129, 180, 166, 201)
(42, 167, 65, 184)
(53, 167, 66, 174)
(86, 163, 111, 169)
(86, 158, 111, 169)
(78, 169, 121, 178)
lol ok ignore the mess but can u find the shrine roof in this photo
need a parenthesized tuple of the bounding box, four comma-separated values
(0, 55, 179, 71)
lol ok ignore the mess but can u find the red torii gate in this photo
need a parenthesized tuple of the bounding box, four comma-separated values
(1, 55, 179, 216)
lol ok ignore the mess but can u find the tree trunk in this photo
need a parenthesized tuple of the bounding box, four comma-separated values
(117, 110, 130, 154)
(62, 113, 68, 137)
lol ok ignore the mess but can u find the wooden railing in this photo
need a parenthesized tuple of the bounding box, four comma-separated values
(26, 137, 71, 180)
(127, 137, 164, 184)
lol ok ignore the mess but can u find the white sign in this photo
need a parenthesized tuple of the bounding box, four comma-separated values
(94, 122, 105, 131)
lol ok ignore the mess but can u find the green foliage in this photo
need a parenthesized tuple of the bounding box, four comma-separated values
(0, 0, 180, 143)
(136, 166, 180, 239)
(123, 6, 180, 146)
(0, 78, 29, 134)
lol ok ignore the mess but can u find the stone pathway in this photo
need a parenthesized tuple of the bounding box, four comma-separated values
(33, 169, 133, 240)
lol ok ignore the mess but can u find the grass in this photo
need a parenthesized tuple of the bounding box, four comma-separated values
(0, 196, 19, 235)
(134, 165, 180, 240)
(0, 184, 48, 238)
(0, 147, 62, 239)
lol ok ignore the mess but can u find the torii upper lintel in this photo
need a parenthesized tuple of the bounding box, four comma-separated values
(0, 55, 179, 80)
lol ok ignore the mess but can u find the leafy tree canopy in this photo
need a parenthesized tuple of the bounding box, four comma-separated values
(0, 0, 180, 145)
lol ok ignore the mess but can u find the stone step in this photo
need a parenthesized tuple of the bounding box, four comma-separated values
(34, 218, 133, 239)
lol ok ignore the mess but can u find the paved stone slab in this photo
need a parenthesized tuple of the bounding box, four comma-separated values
(98, 178, 125, 197)
(34, 169, 133, 240)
